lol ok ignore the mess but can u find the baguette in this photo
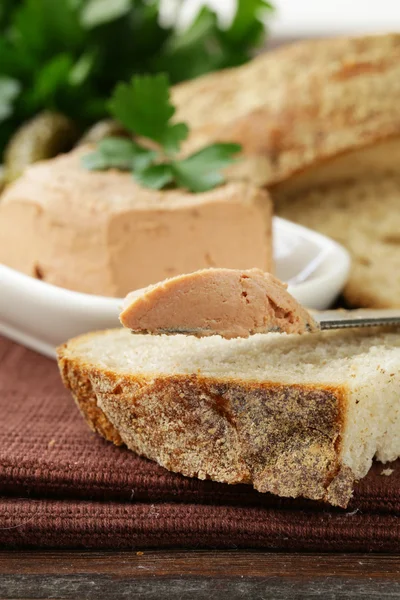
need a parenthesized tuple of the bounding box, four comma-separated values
(173, 33, 400, 186)
(58, 326, 400, 507)
(173, 33, 400, 309)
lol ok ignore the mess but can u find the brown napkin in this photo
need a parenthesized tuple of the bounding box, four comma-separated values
(0, 336, 399, 551)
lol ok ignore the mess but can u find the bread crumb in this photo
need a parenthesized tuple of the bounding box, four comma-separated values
(381, 468, 394, 476)
(48, 439, 56, 448)
(136, 551, 144, 556)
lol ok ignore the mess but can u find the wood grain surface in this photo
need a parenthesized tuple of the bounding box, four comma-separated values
(1, 550, 400, 599)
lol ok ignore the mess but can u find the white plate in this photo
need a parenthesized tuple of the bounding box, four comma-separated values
(0, 217, 350, 359)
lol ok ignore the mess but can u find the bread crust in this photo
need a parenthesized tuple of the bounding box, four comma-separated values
(58, 337, 354, 507)
(58, 353, 123, 446)
(178, 33, 400, 310)
(172, 34, 400, 186)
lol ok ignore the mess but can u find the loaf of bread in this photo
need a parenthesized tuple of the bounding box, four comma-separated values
(0, 148, 272, 296)
(173, 33, 400, 308)
(58, 326, 400, 507)
(173, 33, 400, 186)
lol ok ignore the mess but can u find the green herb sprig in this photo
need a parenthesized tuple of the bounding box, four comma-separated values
(0, 0, 273, 159)
(82, 74, 241, 193)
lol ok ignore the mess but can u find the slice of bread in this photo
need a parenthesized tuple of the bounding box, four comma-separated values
(274, 173, 400, 308)
(58, 326, 400, 507)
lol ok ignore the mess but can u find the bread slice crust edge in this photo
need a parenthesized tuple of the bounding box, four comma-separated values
(58, 336, 354, 507)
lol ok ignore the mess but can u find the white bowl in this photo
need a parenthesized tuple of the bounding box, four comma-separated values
(0, 217, 350, 359)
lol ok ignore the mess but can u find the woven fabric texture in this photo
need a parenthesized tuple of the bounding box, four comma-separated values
(0, 336, 399, 550)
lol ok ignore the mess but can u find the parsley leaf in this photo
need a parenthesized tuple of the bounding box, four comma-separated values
(134, 163, 175, 190)
(224, 0, 274, 47)
(80, 0, 131, 29)
(153, 7, 221, 83)
(162, 122, 189, 155)
(109, 73, 188, 152)
(131, 146, 158, 171)
(31, 54, 73, 105)
(92, 136, 136, 169)
(81, 150, 109, 171)
(83, 75, 242, 193)
(68, 51, 95, 86)
(153, 0, 274, 83)
(82, 136, 156, 171)
(172, 143, 241, 193)
(0, 77, 21, 122)
(0, 0, 272, 160)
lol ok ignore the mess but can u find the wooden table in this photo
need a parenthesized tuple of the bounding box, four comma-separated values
(1, 550, 400, 599)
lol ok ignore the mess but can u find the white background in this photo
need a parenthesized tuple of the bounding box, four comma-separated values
(164, 0, 400, 39)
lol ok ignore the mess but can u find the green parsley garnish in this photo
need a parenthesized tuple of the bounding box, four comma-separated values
(0, 0, 273, 160)
(82, 73, 242, 193)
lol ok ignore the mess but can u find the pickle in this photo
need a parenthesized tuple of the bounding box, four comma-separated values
(78, 119, 129, 145)
(4, 111, 79, 182)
